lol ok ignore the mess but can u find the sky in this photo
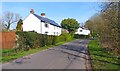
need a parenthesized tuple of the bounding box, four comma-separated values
(2, 2, 101, 29)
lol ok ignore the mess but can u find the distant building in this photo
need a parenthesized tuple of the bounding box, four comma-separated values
(75, 27, 90, 35)
(23, 9, 61, 36)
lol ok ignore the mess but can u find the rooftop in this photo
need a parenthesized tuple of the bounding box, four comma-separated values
(33, 14, 60, 27)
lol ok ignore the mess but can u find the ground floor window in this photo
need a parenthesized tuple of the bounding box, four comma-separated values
(45, 31, 48, 34)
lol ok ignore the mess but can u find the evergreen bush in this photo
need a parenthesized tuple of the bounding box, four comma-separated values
(16, 32, 85, 52)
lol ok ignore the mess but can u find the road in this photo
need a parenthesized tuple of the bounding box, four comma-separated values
(2, 39, 90, 69)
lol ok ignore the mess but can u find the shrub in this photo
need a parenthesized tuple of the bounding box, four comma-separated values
(55, 33, 73, 43)
(16, 31, 38, 51)
(15, 31, 75, 52)
(16, 32, 57, 52)
(74, 34, 90, 39)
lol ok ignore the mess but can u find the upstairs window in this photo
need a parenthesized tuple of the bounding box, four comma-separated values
(80, 30, 82, 32)
(45, 23, 48, 28)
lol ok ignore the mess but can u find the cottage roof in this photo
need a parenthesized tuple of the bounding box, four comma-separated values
(33, 14, 60, 27)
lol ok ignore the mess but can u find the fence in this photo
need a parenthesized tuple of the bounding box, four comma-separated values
(0, 32, 16, 49)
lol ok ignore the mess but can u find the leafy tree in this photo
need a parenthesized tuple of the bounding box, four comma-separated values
(61, 18, 79, 33)
(16, 19, 23, 31)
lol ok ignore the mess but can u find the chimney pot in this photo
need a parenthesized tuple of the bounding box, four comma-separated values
(41, 13, 46, 17)
(30, 9, 34, 14)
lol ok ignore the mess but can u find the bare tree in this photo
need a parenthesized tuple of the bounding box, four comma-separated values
(0, 17, 2, 31)
(3, 12, 22, 30)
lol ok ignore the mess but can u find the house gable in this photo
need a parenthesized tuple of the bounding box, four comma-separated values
(23, 13, 41, 33)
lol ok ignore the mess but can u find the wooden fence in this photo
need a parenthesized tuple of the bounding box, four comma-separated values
(0, 32, 16, 49)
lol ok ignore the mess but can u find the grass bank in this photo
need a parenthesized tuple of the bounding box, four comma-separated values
(2, 39, 75, 63)
(88, 39, 120, 69)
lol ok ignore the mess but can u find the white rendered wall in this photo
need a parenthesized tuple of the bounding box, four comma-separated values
(23, 14, 41, 33)
(75, 28, 90, 35)
(41, 22, 61, 36)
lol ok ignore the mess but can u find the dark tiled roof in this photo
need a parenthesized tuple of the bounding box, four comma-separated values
(33, 14, 60, 27)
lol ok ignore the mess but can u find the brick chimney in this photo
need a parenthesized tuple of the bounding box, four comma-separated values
(30, 9, 35, 14)
(41, 13, 46, 17)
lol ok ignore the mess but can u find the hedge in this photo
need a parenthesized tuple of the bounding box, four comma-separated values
(15, 31, 90, 52)
(15, 31, 73, 52)
(74, 34, 90, 39)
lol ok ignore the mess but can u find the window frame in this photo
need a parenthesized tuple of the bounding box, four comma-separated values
(45, 23, 49, 28)
(80, 30, 82, 32)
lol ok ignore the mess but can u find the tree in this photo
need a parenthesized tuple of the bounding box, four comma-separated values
(61, 18, 79, 33)
(100, 2, 120, 54)
(16, 19, 23, 31)
(3, 12, 22, 30)
(85, 20, 94, 32)
(0, 18, 2, 31)
(85, 2, 120, 55)
(0, 17, 7, 31)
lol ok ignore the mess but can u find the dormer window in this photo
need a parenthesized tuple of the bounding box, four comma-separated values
(80, 30, 82, 32)
(45, 23, 48, 28)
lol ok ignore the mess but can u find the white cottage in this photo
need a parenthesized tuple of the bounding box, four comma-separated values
(75, 27, 90, 35)
(23, 9, 61, 36)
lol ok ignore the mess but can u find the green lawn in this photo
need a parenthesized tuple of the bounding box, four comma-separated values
(88, 39, 120, 69)
(2, 39, 74, 63)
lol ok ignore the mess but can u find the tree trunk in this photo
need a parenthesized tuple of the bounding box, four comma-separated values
(7, 23, 11, 30)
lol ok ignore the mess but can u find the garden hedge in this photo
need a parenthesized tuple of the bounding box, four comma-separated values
(15, 31, 89, 52)
(74, 34, 90, 39)
(15, 31, 73, 52)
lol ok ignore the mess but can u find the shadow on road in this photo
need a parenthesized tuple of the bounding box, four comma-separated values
(49, 39, 120, 68)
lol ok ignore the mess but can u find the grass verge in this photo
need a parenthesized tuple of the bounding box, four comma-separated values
(88, 39, 120, 69)
(2, 39, 75, 63)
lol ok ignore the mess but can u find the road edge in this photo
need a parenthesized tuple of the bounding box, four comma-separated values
(85, 45, 94, 71)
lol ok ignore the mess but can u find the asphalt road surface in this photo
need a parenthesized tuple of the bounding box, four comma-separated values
(2, 39, 90, 69)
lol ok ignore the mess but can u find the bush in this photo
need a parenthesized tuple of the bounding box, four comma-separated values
(15, 31, 76, 52)
(16, 31, 39, 51)
(16, 32, 74, 52)
(74, 34, 90, 39)
(55, 33, 73, 43)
